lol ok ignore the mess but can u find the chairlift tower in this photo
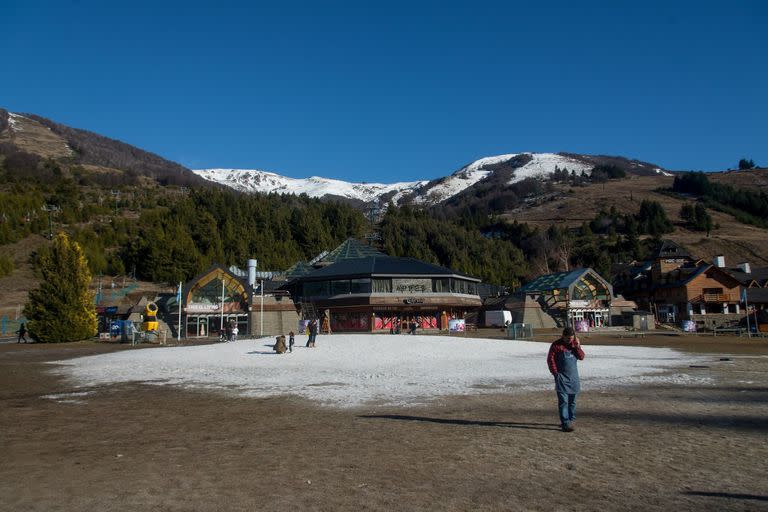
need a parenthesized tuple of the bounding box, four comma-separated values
(41, 204, 60, 240)
(364, 200, 382, 245)
(110, 190, 120, 215)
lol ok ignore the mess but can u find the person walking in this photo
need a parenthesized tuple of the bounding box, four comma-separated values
(231, 324, 238, 342)
(547, 326, 585, 432)
(16, 322, 28, 343)
(288, 331, 295, 352)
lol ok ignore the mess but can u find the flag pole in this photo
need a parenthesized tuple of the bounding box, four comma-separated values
(743, 287, 751, 339)
(177, 281, 182, 342)
(221, 277, 225, 337)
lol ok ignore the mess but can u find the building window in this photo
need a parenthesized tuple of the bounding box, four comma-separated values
(450, 279, 469, 294)
(433, 278, 449, 293)
(373, 278, 392, 293)
(330, 280, 350, 295)
(304, 281, 330, 297)
(350, 278, 372, 294)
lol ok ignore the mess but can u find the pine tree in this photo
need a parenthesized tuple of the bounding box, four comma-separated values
(25, 233, 97, 342)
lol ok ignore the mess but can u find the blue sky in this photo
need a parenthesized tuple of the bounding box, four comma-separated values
(2, 1, 766, 181)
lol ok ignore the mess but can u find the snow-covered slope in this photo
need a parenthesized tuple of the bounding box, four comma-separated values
(410, 152, 596, 204)
(193, 168, 426, 204)
(193, 152, 667, 206)
(508, 153, 594, 183)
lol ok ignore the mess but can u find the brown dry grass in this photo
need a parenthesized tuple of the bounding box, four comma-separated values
(1, 335, 766, 511)
(0, 115, 74, 160)
(502, 174, 768, 266)
(0, 235, 47, 318)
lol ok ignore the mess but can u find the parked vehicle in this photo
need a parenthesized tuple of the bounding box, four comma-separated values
(484, 310, 512, 328)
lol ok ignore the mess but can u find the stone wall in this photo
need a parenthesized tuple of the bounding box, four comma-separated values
(249, 309, 300, 337)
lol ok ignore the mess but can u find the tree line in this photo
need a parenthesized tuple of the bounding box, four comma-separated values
(672, 171, 768, 228)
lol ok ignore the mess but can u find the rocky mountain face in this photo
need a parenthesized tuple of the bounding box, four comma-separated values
(193, 152, 670, 206)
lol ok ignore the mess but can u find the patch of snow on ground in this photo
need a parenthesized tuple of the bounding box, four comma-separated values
(508, 153, 594, 184)
(42, 391, 94, 404)
(50, 335, 707, 408)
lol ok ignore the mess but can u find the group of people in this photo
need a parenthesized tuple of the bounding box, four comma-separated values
(273, 319, 319, 354)
(389, 318, 419, 335)
(221, 321, 239, 342)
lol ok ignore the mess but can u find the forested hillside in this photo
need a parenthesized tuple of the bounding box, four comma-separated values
(3, 108, 767, 296)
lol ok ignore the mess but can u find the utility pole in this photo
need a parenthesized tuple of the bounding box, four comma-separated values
(41, 204, 60, 239)
(177, 281, 183, 342)
(260, 279, 264, 336)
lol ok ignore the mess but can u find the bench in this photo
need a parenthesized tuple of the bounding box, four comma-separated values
(713, 327, 745, 337)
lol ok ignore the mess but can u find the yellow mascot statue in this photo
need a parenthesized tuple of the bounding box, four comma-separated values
(143, 302, 159, 332)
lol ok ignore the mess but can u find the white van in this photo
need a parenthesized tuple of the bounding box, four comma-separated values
(484, 310, 512, 327)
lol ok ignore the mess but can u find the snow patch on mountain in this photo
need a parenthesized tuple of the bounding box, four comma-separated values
(193, 169, 427, 203)
(8, 113, 26, 131)
(411, 168, 494, 204)
(508, 153, 593, 184)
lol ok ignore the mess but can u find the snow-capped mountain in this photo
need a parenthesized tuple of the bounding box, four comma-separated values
(193, 152, 669, 206)
(193, 168, 428, 204)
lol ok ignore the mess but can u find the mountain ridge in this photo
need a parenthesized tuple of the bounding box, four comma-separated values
(193, 152, 671, 206)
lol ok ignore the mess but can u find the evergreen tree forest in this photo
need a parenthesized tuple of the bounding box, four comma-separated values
(124, 189, 368, 283)
(379, 205, 529, 288)
(680, 202, 714, 234)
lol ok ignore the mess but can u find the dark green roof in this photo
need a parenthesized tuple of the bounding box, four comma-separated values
(320, 238, 384, 264)
(518, 268, 613, 300)
(284, 261, 314, 279)
(294, 256, 480, 282)
(519, 268, 588, 292)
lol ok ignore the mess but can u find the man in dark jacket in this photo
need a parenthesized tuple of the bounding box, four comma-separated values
(547, 326, 585, 432)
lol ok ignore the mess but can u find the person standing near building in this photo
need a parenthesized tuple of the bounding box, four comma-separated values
(231, 323, 238, 342)
(547, 326, 585, 432)
(306, 319, 317, 347)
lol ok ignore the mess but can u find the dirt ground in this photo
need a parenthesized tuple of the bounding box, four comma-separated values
(1, 334, 767, 512)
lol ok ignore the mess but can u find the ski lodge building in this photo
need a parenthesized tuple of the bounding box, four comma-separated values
(174, 238, 482, 337)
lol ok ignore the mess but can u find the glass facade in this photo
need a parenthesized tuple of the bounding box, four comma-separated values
(184, 269, 249, 337)
(302, 276, 477, 299)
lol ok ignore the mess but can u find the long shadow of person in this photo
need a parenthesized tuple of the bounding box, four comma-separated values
(359, 414, 561, 431)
